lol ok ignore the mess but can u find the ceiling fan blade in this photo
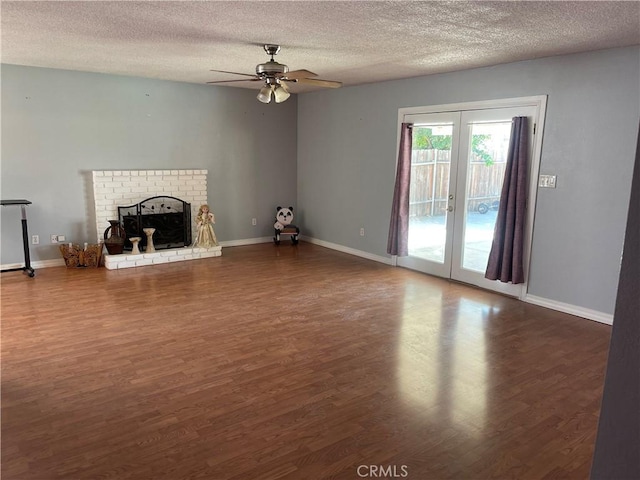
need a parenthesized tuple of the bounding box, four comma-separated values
(209, 69, 257, 78)
(283, 69, 318, 80)
(297, 78, 342, 88)
(207, 78, 261, 84)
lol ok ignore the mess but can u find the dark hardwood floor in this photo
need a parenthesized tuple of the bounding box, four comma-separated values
(1, 243, 611, 479)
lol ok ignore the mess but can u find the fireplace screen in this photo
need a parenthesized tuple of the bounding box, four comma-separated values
(118, 196, 191, 250)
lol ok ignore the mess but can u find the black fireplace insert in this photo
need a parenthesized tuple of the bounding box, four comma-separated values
(118, 196, 191, 250)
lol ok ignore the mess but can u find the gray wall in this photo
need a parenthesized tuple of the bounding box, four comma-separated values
(297, 46, 640, 315)
(1, 65, 297, 264)
(591, 123, 640, 479)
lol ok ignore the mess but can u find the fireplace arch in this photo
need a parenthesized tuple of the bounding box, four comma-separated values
(118, 195, 192, 251)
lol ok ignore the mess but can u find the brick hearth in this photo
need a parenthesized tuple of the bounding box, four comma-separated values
(104, 246, 222, 270)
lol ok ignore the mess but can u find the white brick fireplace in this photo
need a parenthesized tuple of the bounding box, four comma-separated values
(91, 169, 221, 269)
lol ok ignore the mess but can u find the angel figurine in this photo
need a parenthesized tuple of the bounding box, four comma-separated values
(194, 204, 219, 248)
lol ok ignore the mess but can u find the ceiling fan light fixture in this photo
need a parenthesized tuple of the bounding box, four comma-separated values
(208, 45, 341, 101)
(257, 85, 273, 103)
(273, 84, 290, 103)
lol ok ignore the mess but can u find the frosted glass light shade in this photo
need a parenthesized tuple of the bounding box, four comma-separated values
(273, 85, 290, 103)
(257, 85, 273, 103)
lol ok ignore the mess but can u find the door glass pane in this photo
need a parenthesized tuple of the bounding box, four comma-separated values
(408, 124, 453, 263)
(461, 121, 512, 272)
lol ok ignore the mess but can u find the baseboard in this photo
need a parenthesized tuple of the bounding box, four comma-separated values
(1, 258, 66, 271)
(300, 236, 393, 265)
(525, 294, 614, 325)
(219, 237, 273, 247)
(1, 238, 273, 271)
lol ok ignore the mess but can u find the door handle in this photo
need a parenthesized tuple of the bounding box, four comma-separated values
(447, 205, 454, 212)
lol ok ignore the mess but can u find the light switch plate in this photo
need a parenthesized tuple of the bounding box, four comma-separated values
(539, 174, 557, 188)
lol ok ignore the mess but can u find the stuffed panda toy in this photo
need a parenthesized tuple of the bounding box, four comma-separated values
(273, 206, 300, 245)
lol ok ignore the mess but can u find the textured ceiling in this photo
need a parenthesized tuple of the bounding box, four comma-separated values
(1, 1, 639, 93)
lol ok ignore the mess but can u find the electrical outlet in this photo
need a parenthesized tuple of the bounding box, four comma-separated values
(360, 228, 365, 237)
(51, 234, 59, 244)
(252, 218, 257, 226)
(539, 174, 557, 188)
(32, 235, 39, 245)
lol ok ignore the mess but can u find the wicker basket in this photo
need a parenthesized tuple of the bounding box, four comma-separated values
(60, 244, 103, 268)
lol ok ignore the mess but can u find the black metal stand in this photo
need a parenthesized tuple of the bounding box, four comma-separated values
(1, 199, 35, 277)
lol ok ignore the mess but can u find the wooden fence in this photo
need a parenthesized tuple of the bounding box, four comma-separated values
(410, 149, 505, 217)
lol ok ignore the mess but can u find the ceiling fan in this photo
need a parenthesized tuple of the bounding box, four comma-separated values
(207, 44, 342, 104)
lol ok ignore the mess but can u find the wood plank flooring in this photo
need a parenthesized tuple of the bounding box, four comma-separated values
(1, 243, 611, 479)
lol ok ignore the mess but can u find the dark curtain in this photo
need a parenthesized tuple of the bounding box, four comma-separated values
(387, 123, 413, 256)
(485, 116, 529, 283)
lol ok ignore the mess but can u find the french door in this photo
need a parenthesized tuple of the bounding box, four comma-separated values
(397, 100, 544, 297)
